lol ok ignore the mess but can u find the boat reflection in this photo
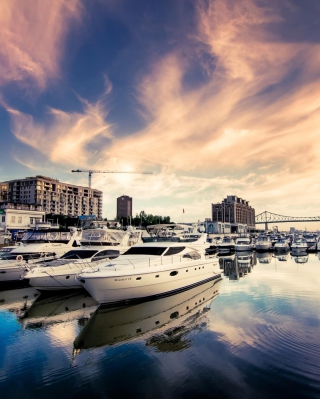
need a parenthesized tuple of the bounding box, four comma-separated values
(20, 289, 99, 328)
(256, 251, 272, 264)
(291, 252, 309, 264)
(73, 278, 222, 353)
(274, 252, 289, 262)
(0, 285, 40, 315)
(219, 252, 255, 280)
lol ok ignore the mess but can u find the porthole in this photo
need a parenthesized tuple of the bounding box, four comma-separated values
(170, 311, 179, 319)
(170, 271, 178, 276)
(136, 277, 141, 280)
(66, 275, 70, 279)
(155, 275, 159, 278)
(186, 306, 189, 310)
(186, 270, 188, 272)
(0, 271, 6, 274)
(155, 321, 159, 325)
(80, 279, 85, 284)
(136, 328, 141, 333)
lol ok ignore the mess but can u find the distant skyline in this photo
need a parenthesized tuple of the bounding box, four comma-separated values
(1, 0, 320, 230)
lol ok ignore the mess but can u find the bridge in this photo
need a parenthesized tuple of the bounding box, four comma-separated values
(255, 211, 320, 230)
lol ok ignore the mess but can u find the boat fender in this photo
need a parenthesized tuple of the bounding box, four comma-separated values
(16, 255, 23, 262)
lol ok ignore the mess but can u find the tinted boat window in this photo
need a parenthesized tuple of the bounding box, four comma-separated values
(164, 247, 186, 256)
(61, 250, 98, 259)
(92, 250, 120, 260)
(183, 251, 201, 260)
(123, 247, 166, 256)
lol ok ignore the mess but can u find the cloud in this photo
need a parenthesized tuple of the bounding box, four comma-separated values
(6, 94, 113, 166)
(5, 0, 320, 223)
(0, 0, 82, 89)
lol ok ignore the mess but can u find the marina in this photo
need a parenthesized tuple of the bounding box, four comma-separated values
(1, 1, 320, 397)
(0, 243, 319, 399)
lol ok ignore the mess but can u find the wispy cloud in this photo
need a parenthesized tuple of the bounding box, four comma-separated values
(5, 0, 320, 222)
(6, 93, 113, 166)
(0, 0, 82, 89)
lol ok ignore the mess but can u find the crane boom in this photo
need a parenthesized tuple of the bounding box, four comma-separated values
(71, 169, 154, 188)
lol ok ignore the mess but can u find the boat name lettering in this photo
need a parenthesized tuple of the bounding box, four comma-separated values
(115, 278, 131, 281)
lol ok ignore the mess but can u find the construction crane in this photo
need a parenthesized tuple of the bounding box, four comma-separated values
(71, 169, 154, 188)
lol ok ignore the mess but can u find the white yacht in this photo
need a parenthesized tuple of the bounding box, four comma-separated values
(234, 236, 253, 252)
(255, 235, 272, 251)
(217, 236, 235, 253)
(303, 233, 317, 250)
(291, 236, 308, 252)
(76, 241, 221, 305)
(23, 228, 148, 290)
(0, 227, 82, 282)
(274, 237, 289, 252)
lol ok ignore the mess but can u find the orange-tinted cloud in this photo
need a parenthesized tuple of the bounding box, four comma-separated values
(0, 0, 82, 89)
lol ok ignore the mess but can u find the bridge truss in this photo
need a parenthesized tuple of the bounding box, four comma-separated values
(255, 211, 320, 230)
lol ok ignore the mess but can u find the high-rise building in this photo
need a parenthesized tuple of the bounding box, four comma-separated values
(0, 175, 103, 218)
(212, 195, 255, 228)
(117, 195, 132, 219)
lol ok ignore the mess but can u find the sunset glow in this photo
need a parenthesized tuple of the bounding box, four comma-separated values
(1, 0, 320, 228)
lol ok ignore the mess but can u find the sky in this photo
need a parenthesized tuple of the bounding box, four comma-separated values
(1, 0, 320, 230)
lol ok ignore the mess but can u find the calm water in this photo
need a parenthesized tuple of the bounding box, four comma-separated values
(0, 251, 320, 399)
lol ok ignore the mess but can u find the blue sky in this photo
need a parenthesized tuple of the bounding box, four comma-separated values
(1, 0, 320, 229)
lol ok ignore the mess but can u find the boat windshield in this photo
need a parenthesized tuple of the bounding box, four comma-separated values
(237, 239, 249, 244)
(294, 238, 306, 243)
(22, 230, 72, 244)
(61, 250, 99, 259)
(123, 246, 167, 256)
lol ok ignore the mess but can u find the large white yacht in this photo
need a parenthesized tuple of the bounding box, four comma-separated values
(76, 240, 221, 305)
(291, 236, 308, 252)
(23, 227, 149, 290)
(0, 227, 82, 282)
(303, 233, 317, 250)
(255, 234, 272, 251)
(234, 236, 253, 252)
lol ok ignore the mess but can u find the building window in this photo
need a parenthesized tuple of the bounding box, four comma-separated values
(2, 216, 5, 222)
(18, 217, 22, 223)
(10, 216, 15, 223)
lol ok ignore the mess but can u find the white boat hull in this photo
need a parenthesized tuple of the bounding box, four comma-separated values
(0, 263, 29, 282)
(78, 260, 221, 305)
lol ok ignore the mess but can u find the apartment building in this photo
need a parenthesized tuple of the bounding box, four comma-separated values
(0, 176, 103, 219)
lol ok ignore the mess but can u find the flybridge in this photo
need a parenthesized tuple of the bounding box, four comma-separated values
(21, 229, 75, 244)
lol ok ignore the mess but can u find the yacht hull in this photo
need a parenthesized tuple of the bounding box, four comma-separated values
(78, 261, 221, 305)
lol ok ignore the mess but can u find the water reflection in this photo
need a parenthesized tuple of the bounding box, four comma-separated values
(291, 252, 309, 264)
(274, 252, 289, 262)
(20, 290, 99, 328)
(0, 284, 40, 315)
(73, 277, 222, 353)
(219, 252, 256, 280)
(256, 251, 272, 264)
